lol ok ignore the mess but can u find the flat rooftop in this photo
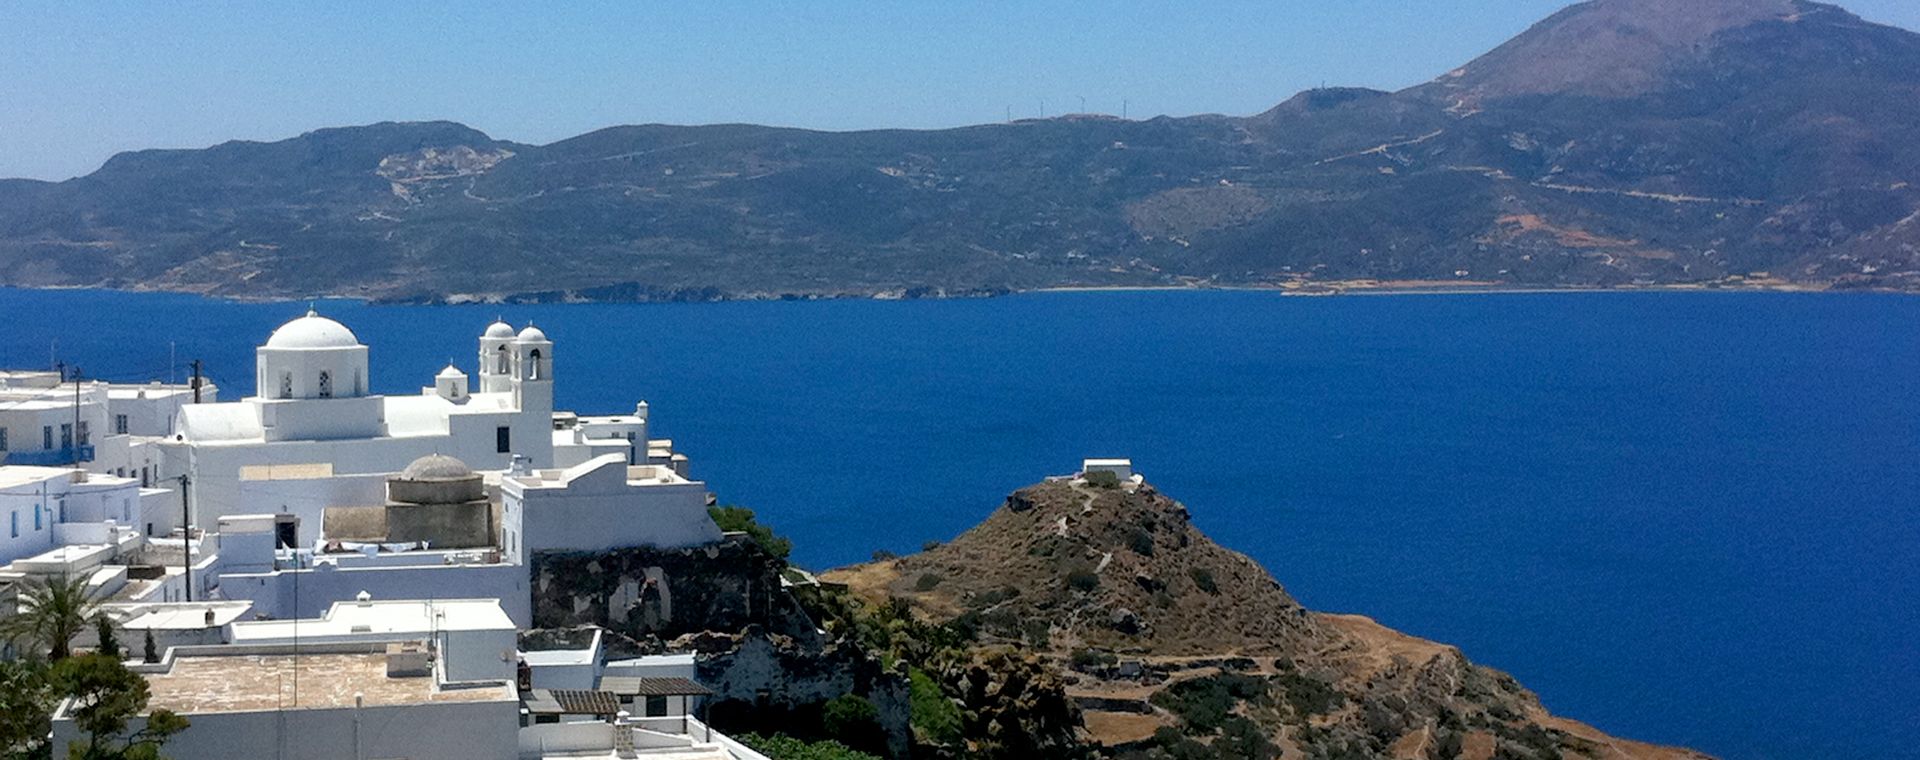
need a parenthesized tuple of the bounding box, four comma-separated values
(230, 598, 514, 642)
(143, 651, 511, 714)
(0, 465, 77, 489)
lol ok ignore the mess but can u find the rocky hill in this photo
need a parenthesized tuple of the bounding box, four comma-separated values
(827, 478, 1709, 760)
(3, 0, 1918, 301)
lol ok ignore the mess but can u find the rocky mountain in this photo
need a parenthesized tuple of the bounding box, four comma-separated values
(827, 478, 1709, 759)
(3, 0, 1918, 301)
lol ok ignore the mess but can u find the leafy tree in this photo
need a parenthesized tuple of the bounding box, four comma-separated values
(53, 654, 188, 760)
(1, 575, 104, 661)
(733, 733, 880, 760)
(906, 667, 962, 747)
(94, 617, 119, 660)
(819, 694, 883, 754)
(706, 505, 792, 561)
(0, 659, 56, 759)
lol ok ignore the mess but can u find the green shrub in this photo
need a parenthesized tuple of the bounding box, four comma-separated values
(907, 667, 962, 746)
(871, 549, 898, 562)
(1066, 568, 1100, 593)
(735, 732, 882, 760)
(920, 540, 943, 552)
(1188, 567, 1218, 594)
(1216, 715, 1280, 760)
(1275, 670, 1344, 718)
(1149, 673, 1272, 734)
(1084, 470, 1122, 489)
(1070, 648, 1119, 670)
(820, 694, 884, 752)
(1127, 528, 1155, 556)
(707, 505, 793, 561)
(913, 572, 944, 592)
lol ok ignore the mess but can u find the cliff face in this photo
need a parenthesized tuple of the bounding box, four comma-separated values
(828, 480, 1710, 760)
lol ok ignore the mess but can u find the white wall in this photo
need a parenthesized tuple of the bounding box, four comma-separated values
(233, 472, 386, 547)
(509, 459, 720, 554)
(216, 561, 532, 628)
(0, 469, 142, 566)
(57, 697, 518, 760)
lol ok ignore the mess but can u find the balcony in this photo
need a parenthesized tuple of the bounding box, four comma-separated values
(2, 445, 95, 466)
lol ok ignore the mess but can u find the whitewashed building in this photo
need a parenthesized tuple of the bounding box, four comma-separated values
(0, 466, 152, 566)
(0, 371, 210, 493)
(158, 311, 678, 535)
(504, 454, 720, 555)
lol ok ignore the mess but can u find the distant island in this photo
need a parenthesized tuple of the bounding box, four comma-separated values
(2, 0, 1917, 303)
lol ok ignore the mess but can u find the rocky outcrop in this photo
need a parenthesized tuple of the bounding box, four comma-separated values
(529, 535, 819, 645)
(827, 479, 1712, 760)
(691, 628, 913, 758)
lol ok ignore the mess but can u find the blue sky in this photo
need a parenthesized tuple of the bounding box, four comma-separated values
(4, 1, 1917, 181)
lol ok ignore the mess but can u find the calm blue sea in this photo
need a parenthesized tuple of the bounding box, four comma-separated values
(4, 287, 1915, 759)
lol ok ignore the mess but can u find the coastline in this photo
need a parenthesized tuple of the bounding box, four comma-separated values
(0, 277, 1893, 307)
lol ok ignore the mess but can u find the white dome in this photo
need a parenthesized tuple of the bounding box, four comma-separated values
(484, 321, 515, 339)
(516, 325, 548, 342)
(436, 364, 467, 378)
(266, 310, 361, 349)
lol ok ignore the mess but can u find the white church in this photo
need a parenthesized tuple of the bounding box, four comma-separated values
(159, 311, 672, 531)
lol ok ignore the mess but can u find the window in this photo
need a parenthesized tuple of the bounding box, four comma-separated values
(42, 426, 53, 450)
(317, 371, 333, 398)
(278, 372, 293, 399)
(9, 511, 15, 539)
(353, 370, 363, 396)
(496, 426, 511, 453)
(33, 505, 41, 531)
(114, 414, 129, 434)
(0, 428, 8, 451)
(76, 421, 88, 445)
(527, 349, 543, 380)
(645, 695, 668, 717)
(495, 345, 509, 374)
(59, 424, 72, 449)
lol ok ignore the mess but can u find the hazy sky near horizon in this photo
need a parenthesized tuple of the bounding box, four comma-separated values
(5, 1, 1918, 181)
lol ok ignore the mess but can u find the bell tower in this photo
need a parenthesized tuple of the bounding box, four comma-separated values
(478, 319, 515, 394)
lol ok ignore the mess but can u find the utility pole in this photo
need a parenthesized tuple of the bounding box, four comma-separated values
(179, 474, 193, 601)
(190, 360, 203, 404)
(70, 366, 82, 465)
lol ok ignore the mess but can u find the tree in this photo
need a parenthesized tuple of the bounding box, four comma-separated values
(94, 617, 119, 660)
(707, 505, 793, 561)
(819, 694, 884, 755)
(0, 659, 56, 759)
(1, 575, 104, 661)
(53, 654, 188, 760)
(734, 733, 880, 760)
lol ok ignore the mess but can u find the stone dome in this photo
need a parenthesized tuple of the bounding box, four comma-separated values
(390, 454, 484, 505)
(484, 320, 515, 339)
(398, 454, 476, 482)
(516, 324, 548, 343)
(266, 310, 361, 349)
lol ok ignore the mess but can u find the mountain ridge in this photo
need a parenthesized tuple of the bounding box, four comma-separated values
(3, 0, 1918, 301)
